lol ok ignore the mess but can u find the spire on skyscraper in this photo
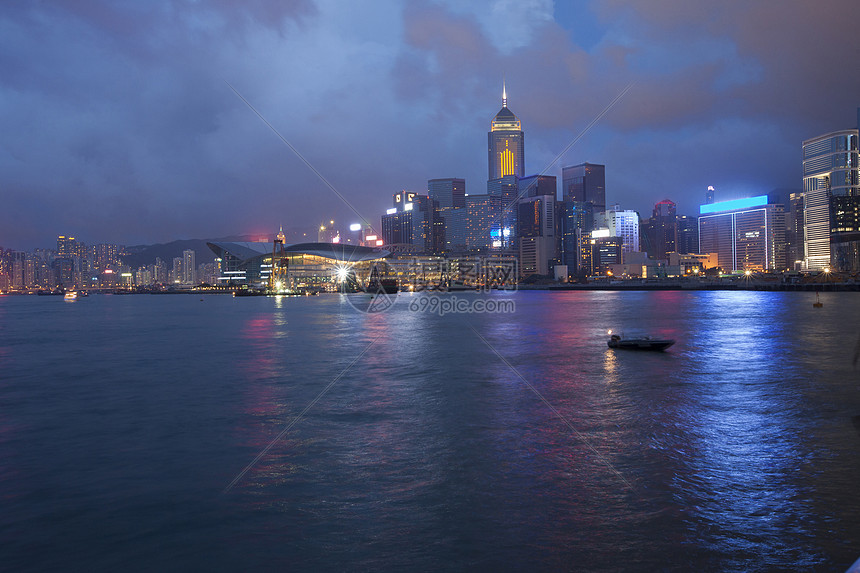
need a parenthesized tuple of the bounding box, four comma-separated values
(502, 77, 507, 108)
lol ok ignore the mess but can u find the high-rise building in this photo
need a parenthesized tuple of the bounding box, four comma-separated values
(442, 208, 467, 252)
(518, 174, 557, 198)
(677, 215, 699, 255)
(183, 249, 196, 285)
(94, 243, 118, 270)
(644, 199, 678, 260)
(429, 178, 465, 253)
(698, 196, 786, 272)
(381, 191, 434, 252)
(589, 232, 623, 276)
(517, 194, 557, 276)
(57, 235, 76, 257)
(488, 82, 524, 181)
(562, 163, 605, 214)
(787, 192, 805, 270)
(172, 257, 183, 284)
(428, 178, 465, 210)
(11, 252, 24, 289)
(605, 205, 640, 255)
(560, 201, 595, 276)
(486, 175, 520, 249)
(802, 128, 860, 271)
(466, 194, 501, 251)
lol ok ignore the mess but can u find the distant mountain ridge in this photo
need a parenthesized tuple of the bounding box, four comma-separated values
(121, 235, 261, 268)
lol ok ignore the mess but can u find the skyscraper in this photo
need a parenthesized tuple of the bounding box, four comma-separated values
(428, 178, 465, 210)
(787, 192, 805, 269)
(605, 205, 640, 255)
(645, 199, 678, 260)
(183, 249, 196, 285)
(517, 194, 556, 276)
(488, 82, 524, 181)
(561, 163, 605, 214)
(429, 178, 465, 253)
(698, 196, 786, 272)
(57, 235, 76, 257)
(677, 215, 699, 255)
(518, 174, 557, 198)
(466, 194, 501, 251)
(381, 191, 434, 252)
(802, 128, 860, 271)
(561, 201, 594, 276)
(480, 174, 518, 250)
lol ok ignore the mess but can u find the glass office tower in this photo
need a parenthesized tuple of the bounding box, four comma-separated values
(802, 129, 860, 271)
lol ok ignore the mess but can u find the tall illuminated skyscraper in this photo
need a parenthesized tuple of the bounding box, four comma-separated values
(802, 128, 860, 271)
(488, 81, 524, 181)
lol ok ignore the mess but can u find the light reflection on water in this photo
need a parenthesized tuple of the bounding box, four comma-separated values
(1, 291, 859, 571)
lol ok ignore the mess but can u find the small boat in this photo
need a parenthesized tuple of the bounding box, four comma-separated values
(607, 331, 674, 351)
(813, 292, 823, 308)
(63, 291, 78, 301)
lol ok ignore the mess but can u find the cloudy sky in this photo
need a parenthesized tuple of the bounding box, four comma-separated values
(3, 0, 860, 250)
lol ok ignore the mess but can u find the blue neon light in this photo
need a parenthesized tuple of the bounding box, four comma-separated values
(700, 195, 768, 215)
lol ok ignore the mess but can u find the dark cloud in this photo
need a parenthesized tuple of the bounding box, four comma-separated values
(1, 0, 859, 250)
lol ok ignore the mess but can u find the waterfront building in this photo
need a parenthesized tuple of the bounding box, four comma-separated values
(787, 191, 805, 270)
(668, 252, 719, 274)
(488, 82, 524, 181)
(587, 229, 622, 276)
(207, 241, 390, 291)
(562, 163, 605, 214)
(698, 195, 786, 272)
(802, 128, 860, 271)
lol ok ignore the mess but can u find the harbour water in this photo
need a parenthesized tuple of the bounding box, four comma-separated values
(1, 290, 859, 571)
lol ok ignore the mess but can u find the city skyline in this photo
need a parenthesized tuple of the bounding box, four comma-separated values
(4, 1, 860, 250)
